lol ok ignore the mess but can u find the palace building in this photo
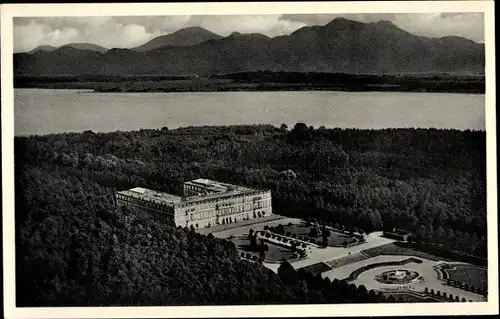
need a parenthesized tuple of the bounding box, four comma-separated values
(116, 179, 272, 228)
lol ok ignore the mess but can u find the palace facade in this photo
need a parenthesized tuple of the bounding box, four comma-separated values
(116, 179, 272, 228)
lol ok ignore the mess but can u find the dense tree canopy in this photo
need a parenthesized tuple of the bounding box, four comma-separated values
(15, 123, 486, 305)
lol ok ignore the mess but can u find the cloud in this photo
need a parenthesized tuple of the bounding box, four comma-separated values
(113, 16, 192, 34)
(13, 13, 484, 53)
(185, 15, 307, 37)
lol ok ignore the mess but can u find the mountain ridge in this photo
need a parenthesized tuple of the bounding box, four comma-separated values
(14, 18, 485, 76)
(27, 42, 109, 54)
(131, 26, 223, 51)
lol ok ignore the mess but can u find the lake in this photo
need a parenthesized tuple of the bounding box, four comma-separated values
(14, 89, 485, 136)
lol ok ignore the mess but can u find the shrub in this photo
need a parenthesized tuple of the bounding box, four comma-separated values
(286, 232, 292, 237)
(265, 233, 271, 238)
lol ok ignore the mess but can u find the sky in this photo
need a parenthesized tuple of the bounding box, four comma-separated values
(14, 13, 484, 53)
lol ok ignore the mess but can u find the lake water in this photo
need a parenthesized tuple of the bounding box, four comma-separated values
(14, 89, 485, 136)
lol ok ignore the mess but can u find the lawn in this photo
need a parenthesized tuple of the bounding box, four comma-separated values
(325, 252, 370, 269)
(300, 262, 332, 276)
(362, 243, 452, 262)
(265, 243, 297, 262)
(324, 232, 358, 247)
(448, 264, 488, 292)
(283, 224, 312, 237)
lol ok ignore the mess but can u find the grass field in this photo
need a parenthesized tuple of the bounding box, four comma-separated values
(325, 252, 370, 269)
(448, 264, 488, 291)
(362, 243, 453, 262)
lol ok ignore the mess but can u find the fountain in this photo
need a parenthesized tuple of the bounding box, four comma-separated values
(374, 269, 420, 285)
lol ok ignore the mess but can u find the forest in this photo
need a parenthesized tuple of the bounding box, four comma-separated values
(14, 71, 485, 93)
(15, 123, 486, 305)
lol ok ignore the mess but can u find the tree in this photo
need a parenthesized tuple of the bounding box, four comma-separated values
(309, 227, 319, 237)
(435, 226, 446, 245)
(259, 249, 265, 259)
(357, 285, 368, 297)
(321, 236, 328, 247)
(426, 224, 435, 243)
(417, 224, 427, 243)
(277, 261, 298, 286)
(250, 235, 258, 249)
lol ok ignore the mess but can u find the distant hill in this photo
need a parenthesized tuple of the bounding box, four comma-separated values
(27, 45, 57, 54)
(14, 18, 485, 76)
(132, 26, 223, 51)
(26, 43, 108, 54)
(61, 43, 108, 53)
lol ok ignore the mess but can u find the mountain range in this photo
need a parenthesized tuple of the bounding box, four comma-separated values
(14, 18, 485, 76)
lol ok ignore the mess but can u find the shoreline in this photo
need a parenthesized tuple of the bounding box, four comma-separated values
(14, 85, 485, 95)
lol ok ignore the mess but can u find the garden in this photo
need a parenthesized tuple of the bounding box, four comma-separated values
(233, 230, 305, 263)
(265, 221, 359, 247)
